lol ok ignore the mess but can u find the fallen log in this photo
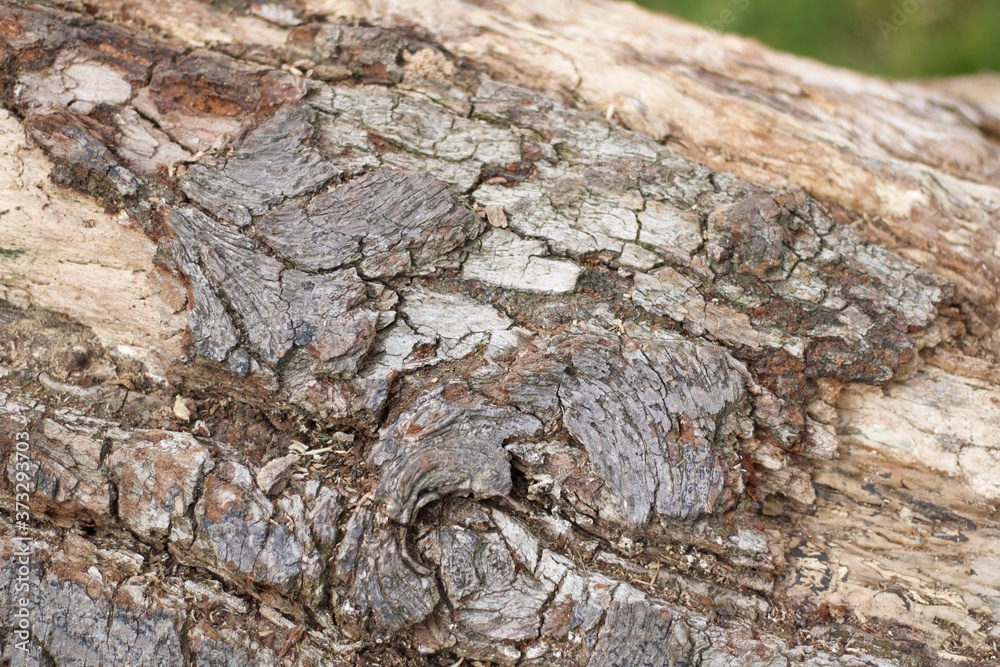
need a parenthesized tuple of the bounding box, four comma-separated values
(0, 1, 998, 665)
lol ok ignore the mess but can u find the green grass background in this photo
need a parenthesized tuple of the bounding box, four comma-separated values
(635, 0, 1000, 78)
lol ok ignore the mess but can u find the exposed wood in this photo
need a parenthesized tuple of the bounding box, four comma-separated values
(0, 1, 998, 666)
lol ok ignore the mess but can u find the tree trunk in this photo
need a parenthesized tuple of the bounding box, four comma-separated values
(1, 1, 999, 665)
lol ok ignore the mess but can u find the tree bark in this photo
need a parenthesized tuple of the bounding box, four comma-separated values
(1, 1, 999, 666)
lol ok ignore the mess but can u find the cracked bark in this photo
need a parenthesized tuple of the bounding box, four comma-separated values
(0, 1, 999, 666)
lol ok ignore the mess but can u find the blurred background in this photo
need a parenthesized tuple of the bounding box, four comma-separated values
(636, 0, 1000, 78)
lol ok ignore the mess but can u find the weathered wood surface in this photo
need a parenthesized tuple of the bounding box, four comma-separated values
(0, 1, 998, 666)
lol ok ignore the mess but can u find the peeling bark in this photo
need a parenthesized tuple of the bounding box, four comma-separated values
(0, 1, 998, 666)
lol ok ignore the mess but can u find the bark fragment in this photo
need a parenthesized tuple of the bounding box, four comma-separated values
(107, 430, 214, 544)
(496, 323, 748, 525)
(180, 105, 335, 228)
(337, 385, 541, 628)
(256, 168, 482, 279)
